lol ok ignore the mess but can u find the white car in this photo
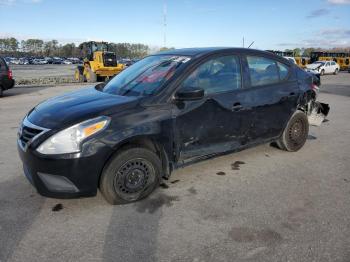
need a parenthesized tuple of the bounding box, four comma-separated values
(306, 61, 340, 75)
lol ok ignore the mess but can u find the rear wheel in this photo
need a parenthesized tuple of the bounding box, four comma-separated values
(276, 111, 309, 152)
(0, 86, 3, 97)
(334, 68, 339, 75)
(100, 147, 162, 205)
(85, 68, 97, 83)
(75, 68, 84, 82)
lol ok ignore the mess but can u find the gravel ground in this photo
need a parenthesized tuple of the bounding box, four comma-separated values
(11, 64, 76, 80)
(0, 73, 350, 262)
(10, 64, 77, 86)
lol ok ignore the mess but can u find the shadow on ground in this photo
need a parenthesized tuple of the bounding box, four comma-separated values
(102, 190, 179, 262)
(0, 177, 45, 261)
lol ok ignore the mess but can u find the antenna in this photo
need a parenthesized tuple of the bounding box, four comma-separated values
(248, 41, 254, 48)
(242, 37, 245, 48)
(163, 1, 167, 48)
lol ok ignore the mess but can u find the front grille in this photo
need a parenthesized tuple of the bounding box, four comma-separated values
(18, 118, 49, 151)
(103, 52, 118, 67)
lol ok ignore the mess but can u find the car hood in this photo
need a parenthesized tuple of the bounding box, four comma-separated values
(306, 63, 322, 70)
(27, 87, 139, 129)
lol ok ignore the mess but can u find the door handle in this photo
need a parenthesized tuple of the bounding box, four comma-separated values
(288, 92, 296, 98)
(232, 102, 243, 111)
(282, 92, 296, 100)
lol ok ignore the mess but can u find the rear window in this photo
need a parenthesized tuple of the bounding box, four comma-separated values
(247, 56, 289, 87)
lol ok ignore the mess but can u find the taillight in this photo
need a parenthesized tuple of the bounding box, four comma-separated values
(311, 83, 319, 91)
(8, 70, 12, 79)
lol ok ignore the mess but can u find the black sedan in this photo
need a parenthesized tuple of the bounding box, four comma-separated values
(17, 48, 329, 204)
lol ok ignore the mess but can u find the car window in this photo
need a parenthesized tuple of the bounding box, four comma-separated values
(182, 55, 241, 95)
(277, 62, 289, 80)
(331, 61, 336, 65)
(325, 62, 330, 66)
(247, 56, 281, 87)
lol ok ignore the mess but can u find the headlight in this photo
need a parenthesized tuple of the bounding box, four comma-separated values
(36, 116, 110, 155)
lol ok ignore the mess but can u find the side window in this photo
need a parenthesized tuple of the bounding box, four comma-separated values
(325, 62, 330, 66)
(182, 55, 241, 95)
(247, 56, 280, 87)
(331, 61, 336, 66)
(277, 62, 289, 80)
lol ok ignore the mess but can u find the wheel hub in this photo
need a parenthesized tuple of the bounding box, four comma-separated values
(114, 159, 151, 194)
(289, 120, 304, 143)
(125, 168, 145, 189)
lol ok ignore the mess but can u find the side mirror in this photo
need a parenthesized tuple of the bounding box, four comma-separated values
(175, 87, 204, 101)
(95, 82, 106, 90)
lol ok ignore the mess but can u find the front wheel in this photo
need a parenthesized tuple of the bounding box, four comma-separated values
(100, 147, 162, 205)
(320, 69, 325, 76)
(276, 111, 309, 152)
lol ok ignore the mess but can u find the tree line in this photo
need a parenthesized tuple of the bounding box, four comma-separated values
(0, 38, 152, 58)
(1, 37, 349, 59)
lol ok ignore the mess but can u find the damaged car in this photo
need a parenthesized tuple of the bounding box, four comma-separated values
(17, 48, 329, 204)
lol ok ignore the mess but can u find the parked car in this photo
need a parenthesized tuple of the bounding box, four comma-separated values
(0, 56, 15, 97)
(119, 58, 132, 67)
(33, 58, 48, 65)
(306, 61, 340, 75)
(17, 48, 329, 204)
(52, 58, 63, 64)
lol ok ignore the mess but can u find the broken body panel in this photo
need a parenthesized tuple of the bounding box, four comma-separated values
(18, 48, 329, 198)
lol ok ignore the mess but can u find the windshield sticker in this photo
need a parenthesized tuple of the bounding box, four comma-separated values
(170, 56, 191, 63)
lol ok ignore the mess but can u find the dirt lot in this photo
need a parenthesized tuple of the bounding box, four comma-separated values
(0, 73, 350, 262)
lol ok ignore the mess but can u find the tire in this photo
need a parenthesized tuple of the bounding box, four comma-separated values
(320, 69, 325, 76)
(100, 147, 162, 205)
(276, 110, 309, 152)
(75, 68, 84, 82)
(0, 86, 3, 98)
(334, 68, 338, 75)
(86, 67, 97, 83)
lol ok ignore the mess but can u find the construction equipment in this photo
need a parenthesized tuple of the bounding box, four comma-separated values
(75, 41, 124, 83)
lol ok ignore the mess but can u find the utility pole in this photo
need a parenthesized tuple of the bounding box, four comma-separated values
(163, 1, 167, 48)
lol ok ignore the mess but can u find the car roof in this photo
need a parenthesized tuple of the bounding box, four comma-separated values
(155, 47, 274, 57)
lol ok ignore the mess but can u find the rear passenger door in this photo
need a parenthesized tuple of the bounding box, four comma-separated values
(242, 55, 299, 142)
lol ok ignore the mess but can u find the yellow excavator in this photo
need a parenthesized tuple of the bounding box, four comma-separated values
(75, 41, 124, 83)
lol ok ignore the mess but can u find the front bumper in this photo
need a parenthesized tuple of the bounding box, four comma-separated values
(17, 141, 113, 198)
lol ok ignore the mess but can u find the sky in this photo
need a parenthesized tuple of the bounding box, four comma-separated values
(0, 0, 350, 50)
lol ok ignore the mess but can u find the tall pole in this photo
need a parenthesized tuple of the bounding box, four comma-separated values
(243, 37, 245, 48)
(163, 1, 167, 48)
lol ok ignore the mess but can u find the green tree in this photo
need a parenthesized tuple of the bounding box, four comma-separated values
(293, 48, 301, 57)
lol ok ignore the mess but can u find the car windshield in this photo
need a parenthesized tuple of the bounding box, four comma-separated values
(102, 55, 191, 96)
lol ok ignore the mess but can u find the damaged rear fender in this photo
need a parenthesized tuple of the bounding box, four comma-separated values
(307, 101, 330, 126)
